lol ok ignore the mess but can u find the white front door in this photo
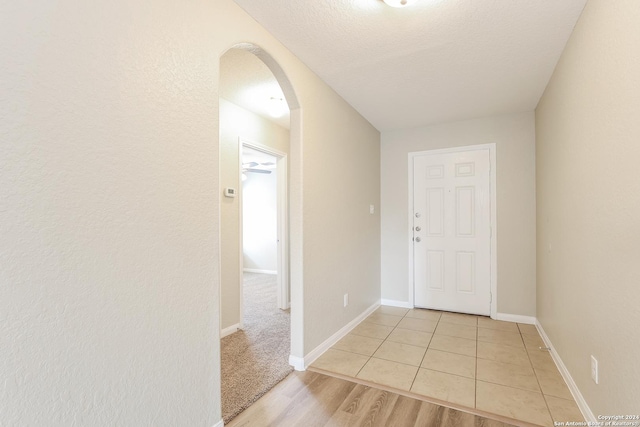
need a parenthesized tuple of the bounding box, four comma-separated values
(412, 148, 492, 315)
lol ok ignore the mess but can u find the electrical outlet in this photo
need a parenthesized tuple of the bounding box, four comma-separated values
(591, 355, 598, 384)
(343, 293, 349, 307)
(369, 204, 375, 214)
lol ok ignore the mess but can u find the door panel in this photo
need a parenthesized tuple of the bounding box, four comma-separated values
(456, 251, 475, 293)
(426, 188, 444, 236)
(413, 149, 491, 315)
(455, 186, 475, 237)
(427, 251, 445, 291)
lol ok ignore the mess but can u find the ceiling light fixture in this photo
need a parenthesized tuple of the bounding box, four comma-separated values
(382, 0, 417, 7)
(268, 97, 287, 118)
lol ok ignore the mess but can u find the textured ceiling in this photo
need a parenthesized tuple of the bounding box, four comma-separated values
(220, 48, 290, 129)
(232, 0, 587, 131)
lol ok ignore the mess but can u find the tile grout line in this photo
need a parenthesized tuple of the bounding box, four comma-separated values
(353, 308, 405, 379)
(408, 310, 441, 392)
(519, 324, 555, 423)
(353, 353, 372, 378)
(474, 377, 547, 394)
(357, 307, 416, 386)
(402, 308, 420, 392)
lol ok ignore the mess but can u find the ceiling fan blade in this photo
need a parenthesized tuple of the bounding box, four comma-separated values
(243, 168, 272, 174)
(242, 161, 259, 168)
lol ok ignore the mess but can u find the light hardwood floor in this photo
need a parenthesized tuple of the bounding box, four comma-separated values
(227, 370, 515, 427)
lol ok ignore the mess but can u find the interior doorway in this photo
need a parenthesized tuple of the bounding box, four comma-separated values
(218, 46, 293, 336)
(240, 141, 289, 315)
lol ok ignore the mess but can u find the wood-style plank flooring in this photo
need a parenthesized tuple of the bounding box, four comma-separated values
(227, 370, 515, 427)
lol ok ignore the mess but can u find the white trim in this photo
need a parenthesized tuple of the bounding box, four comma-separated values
(288, 355, 305, 372)
(212, 419, 224, 427)
(536, 321, 596, 423)
(407, 156, 416, 309)
(276, 153, 289, 312)
(289, 301, 380, 371)
(220, 323, 240, 338)
(407, 143, 497, 317)
(380, 298, 413, 308)
(237, 141, 245, 330)
(288, 107, 304, 361)
(243, 268, 277, 275)
(489, 145, 497, 318)
(494, 313, 536, 324)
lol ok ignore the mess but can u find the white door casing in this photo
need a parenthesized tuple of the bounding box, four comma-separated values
(410, 145, 495, 316)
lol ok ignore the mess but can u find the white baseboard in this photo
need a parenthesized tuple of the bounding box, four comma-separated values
(288, 355, 305, 372)
(289, 301, 380, 371)
(243, 268, 277, 275)
(213, 419, 224, 427)
(220, 324, 240, 338)
(536, 321, 596, 423)
(380, 298, 413, 308)
(494, 312, 537, 324)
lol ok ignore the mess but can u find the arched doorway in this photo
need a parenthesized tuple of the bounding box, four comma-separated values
(217, 43, 303, 424)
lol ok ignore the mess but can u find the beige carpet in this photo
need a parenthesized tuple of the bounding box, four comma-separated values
(221, 273, 293, 424)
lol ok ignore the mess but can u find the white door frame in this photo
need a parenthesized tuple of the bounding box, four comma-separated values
(239, 138, 289, 323)
(408, 143, 497, 319)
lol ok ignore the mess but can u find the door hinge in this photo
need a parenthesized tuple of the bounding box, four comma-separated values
(490, 226, 492, 238)
(490, 292, 493, 303)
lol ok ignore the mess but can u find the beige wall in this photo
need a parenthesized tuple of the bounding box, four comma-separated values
(536, 0, 640, 415)
(381, 112, 536, 317)
(0, 0, 380, 423)
(301, 92, 381, 354)
(219, 98, 289, 330)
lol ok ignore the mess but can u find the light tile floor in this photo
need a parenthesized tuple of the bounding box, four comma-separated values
(310, 306, 585, 427)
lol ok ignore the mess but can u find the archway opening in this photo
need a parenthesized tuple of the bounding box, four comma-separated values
(217, 43, 302, 424)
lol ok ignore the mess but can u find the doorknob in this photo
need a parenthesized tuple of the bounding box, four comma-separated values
(415, 237, 421, 242)
(415, 226, 421, 232)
